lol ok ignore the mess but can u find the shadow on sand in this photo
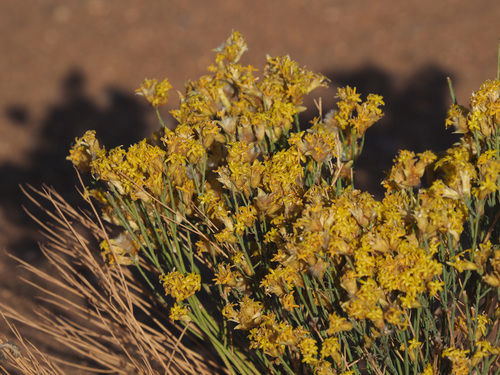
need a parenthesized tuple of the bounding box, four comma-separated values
(2, 69, 153, 261)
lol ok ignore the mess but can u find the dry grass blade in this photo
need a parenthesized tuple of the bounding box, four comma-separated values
(0, 314, 64, 375)
(0, 185, 225, 374)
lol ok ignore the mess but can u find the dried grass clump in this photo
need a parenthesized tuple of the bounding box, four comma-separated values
(0, 185, 223, 375)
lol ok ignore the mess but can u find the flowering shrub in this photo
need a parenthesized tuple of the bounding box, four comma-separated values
(68, 31, 500, 374)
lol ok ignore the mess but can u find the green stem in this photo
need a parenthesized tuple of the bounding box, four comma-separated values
(156, 107, 167, 128)
(447, 77, 457, 105)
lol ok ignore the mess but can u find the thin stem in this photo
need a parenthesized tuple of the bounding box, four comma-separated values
(447, 77, 457, 105)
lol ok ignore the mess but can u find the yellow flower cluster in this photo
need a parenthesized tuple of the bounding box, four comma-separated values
(68, 32, 500, 374)
(384, 150, 437, 190)
(223, 296, 264, 331)
(446, 79, 500, 140)
(160, 271, 201, 302)
(135, 78, 172, 108)
(332, 86, 384, 136)
(169, 303, 191, 322)
(68, 132, 168, 203)
(323, 85, 384, 167)
(442, 342, 500, 375)
(67, 130, 103, 172)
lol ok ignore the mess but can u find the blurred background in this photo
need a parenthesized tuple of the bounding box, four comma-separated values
(1, 0, 499, 360)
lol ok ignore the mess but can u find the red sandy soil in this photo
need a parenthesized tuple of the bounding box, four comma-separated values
(1, 0, 499, 372)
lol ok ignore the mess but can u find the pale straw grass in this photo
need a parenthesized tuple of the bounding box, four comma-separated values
(0, 184, 225, 374)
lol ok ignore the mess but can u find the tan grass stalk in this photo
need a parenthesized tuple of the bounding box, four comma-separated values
(0, 185, 225, 374)
(0, 317, 64, 375)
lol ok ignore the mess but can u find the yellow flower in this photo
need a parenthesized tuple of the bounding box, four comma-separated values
(135, 78, 172, 107)
(466, 242, 493, 275)
(229, 296, 263, 330)
(483, 272, 500, 287)
(313, 360, 336, 375)
(426, 280, 444, 297)
(354, 247, 377, 277)
(214, 228, 238, 244)
(160, 271, 201, 302)
(447, 251, 479, 273)
(472, 341, 500, 366)
(222, 303, 237, 320)
(198, 185, 229, 221)
(336, 85, 362, 106)
(327, 312, 354, 335)
(342, 277, 385, 328)
(445, 104, 469, 133)
(232, 251, 253, 276)
(263, 227, 280, 243)
(234, 205, 257, 234)
(260, 265, 299, 296)
(320, 337, 341, 365)
(383, 150, 436, 190)
(213, 263, 238, 287)
(260, 54, 328, 107)
(169, 303, 191, 322)
(298, 337, 318, 365)
(212, 30, 248, 67)
(419, 363, 435, 375)
(248, 314, 286, 358)
(263, 148, 305, 196)
(476, 152, 500, 199)
(475, 314, 491, 341)
(442, 347, 470, 375)
(280, 292, 299, 311)
(383, 305, 407, 329)
(253, 190, 282, 218)
(468, 79, 500, 138)
(414, 182, 468, 244)
(330, 86, 384, 138)
(434, 145, 475, 198)
(67, 130, 103, 172)
(399, 338, 422, 362)
(195, 239, 213, 255)
(89, 139, 168, 202)
(293, 127, 337, 164)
